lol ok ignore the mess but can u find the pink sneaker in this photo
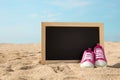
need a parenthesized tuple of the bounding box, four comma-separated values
(94, 43, 107, 67)
(80, 48, 94, 68)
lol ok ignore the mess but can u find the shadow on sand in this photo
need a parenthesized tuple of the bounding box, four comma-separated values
(108, 63, 120, 68)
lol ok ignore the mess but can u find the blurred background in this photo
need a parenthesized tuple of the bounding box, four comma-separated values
(0, 0, 120, 43)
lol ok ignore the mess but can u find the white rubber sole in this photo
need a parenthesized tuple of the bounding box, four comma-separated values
(80, 62, 94, 68)
(95, 60, 107, 67)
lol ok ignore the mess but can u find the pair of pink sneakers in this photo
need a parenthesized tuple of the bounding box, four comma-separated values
(80, 43, 107, 68)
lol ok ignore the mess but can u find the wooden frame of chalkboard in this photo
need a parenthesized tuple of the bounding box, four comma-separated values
(41, 22, 104, 64)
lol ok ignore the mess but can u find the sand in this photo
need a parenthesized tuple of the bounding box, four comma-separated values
(0, 42, 120, 80)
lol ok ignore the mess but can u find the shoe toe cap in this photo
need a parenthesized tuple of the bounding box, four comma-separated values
(95, 60, 107, 67)
(80, 62, 94, 68)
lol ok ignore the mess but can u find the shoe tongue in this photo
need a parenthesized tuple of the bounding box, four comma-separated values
(97, 43, 100, 45)
(88, 48, 91, 50)
(87, 48, 92, 52)
(96, 43, 101, 48)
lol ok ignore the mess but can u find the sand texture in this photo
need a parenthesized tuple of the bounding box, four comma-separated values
(0, 42, 120, 80)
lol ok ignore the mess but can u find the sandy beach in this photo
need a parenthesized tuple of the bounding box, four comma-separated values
(0, 42, 120, 80)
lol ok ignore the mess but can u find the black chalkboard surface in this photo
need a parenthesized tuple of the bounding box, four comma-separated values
(41, 22, 104, 64)
(46, 27, 99, 60)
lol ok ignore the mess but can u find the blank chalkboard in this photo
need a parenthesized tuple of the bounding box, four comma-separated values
(41, 22, 104, 64)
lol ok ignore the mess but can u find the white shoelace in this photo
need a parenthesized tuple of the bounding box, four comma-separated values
(84, 52, 93, 60)
(95, 48, 104, 59)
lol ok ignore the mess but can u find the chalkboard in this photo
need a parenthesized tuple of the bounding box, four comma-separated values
(41, 22, 104, 64)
